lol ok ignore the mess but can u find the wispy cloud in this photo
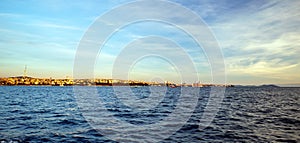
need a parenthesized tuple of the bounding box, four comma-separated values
(31, 22, 83, 31)
(0, 12, 23, 18)
(206, 0, 300, 83)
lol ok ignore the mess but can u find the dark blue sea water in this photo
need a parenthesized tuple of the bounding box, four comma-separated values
(0, 86, 299, 142)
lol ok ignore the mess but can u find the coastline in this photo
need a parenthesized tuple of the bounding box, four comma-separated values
(0, 76, 233, 87)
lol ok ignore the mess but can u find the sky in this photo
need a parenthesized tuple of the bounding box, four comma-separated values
(0, 0, 299, 85)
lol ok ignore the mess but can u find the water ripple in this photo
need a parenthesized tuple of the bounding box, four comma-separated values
(0, 86, 299, 142)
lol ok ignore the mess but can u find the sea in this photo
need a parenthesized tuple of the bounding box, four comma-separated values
(0, 86, 299, 142)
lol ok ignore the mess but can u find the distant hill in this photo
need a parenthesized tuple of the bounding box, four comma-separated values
(258, 84, 280, 88)
(277, 83, 300, 87)
(233, 84, 280, 88)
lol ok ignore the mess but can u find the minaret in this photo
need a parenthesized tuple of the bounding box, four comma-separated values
(23, 65, 27, 77)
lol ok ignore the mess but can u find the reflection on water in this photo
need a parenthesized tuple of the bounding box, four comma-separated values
(0, 86, 299, 142)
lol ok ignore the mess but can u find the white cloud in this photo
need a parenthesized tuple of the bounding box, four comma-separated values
(0, 12, 23, 18)
(207, 0, 300, 84)
(30, 22, 83, 31)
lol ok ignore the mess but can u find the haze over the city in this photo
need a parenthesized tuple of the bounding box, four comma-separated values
(1, 0, 299, 85)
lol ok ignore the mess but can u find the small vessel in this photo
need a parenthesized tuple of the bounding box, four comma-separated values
(169, 84, 177, 88)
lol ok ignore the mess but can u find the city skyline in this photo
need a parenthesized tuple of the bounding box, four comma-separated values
(1, 0, 299, 85)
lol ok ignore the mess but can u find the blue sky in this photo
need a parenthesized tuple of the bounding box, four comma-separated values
(0, 0, 299, 85)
